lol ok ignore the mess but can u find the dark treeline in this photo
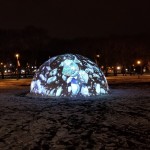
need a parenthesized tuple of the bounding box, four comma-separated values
(0, 26, 150, 68)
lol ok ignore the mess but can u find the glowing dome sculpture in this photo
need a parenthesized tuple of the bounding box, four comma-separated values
(30, 54, 109, 98)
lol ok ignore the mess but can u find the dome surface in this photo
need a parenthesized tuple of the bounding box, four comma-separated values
(30, 54, 109, 98)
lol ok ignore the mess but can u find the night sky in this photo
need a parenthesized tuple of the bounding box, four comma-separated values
(0, 0, 150, 38)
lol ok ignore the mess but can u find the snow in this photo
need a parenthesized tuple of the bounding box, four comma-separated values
(0, 75, 150, 149)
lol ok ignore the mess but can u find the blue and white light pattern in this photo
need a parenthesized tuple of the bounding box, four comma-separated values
(30, 54, 109, 97)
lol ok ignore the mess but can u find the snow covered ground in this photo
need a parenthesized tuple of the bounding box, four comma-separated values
(0, 75, 150, 150)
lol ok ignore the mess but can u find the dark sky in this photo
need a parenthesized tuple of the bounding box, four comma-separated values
(0, 0, 150, 38)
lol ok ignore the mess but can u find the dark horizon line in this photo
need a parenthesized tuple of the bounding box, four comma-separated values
(0, 26, 150, 40)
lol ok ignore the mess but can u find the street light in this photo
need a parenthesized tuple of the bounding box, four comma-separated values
(137, 60, 141, 65)
(15, 53, 20, 67)
(16, 53, 19, 60)
(15, 53, 20, 79)
(136, 60, 142, 78)
(95, 53, 101, 67)
(96, 54, 100, 58)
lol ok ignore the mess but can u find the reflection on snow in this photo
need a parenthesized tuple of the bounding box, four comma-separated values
(30, 54, 109, 97)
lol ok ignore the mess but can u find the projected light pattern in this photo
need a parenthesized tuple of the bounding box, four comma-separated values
(30, 54, 109, 97)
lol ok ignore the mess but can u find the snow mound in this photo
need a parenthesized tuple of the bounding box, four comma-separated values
(30, 54, 109, 98)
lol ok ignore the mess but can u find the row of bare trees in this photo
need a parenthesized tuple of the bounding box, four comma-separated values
(0, 27, 150, 70)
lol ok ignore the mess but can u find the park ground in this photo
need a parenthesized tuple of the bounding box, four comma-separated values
(0, 75, 150, 150)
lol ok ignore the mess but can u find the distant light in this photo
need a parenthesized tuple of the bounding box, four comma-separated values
(137, 60, 141, 65)
(143, 68, 146, 72)
(15, 53, 19, 59)
(96, 54, 100, 58)
(21, 69, 25, 73)
(101, 66, 104, 69)
(117, 66, 121, 70)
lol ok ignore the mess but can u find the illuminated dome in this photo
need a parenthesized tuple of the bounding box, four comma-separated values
(30, 54, 109, 98)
